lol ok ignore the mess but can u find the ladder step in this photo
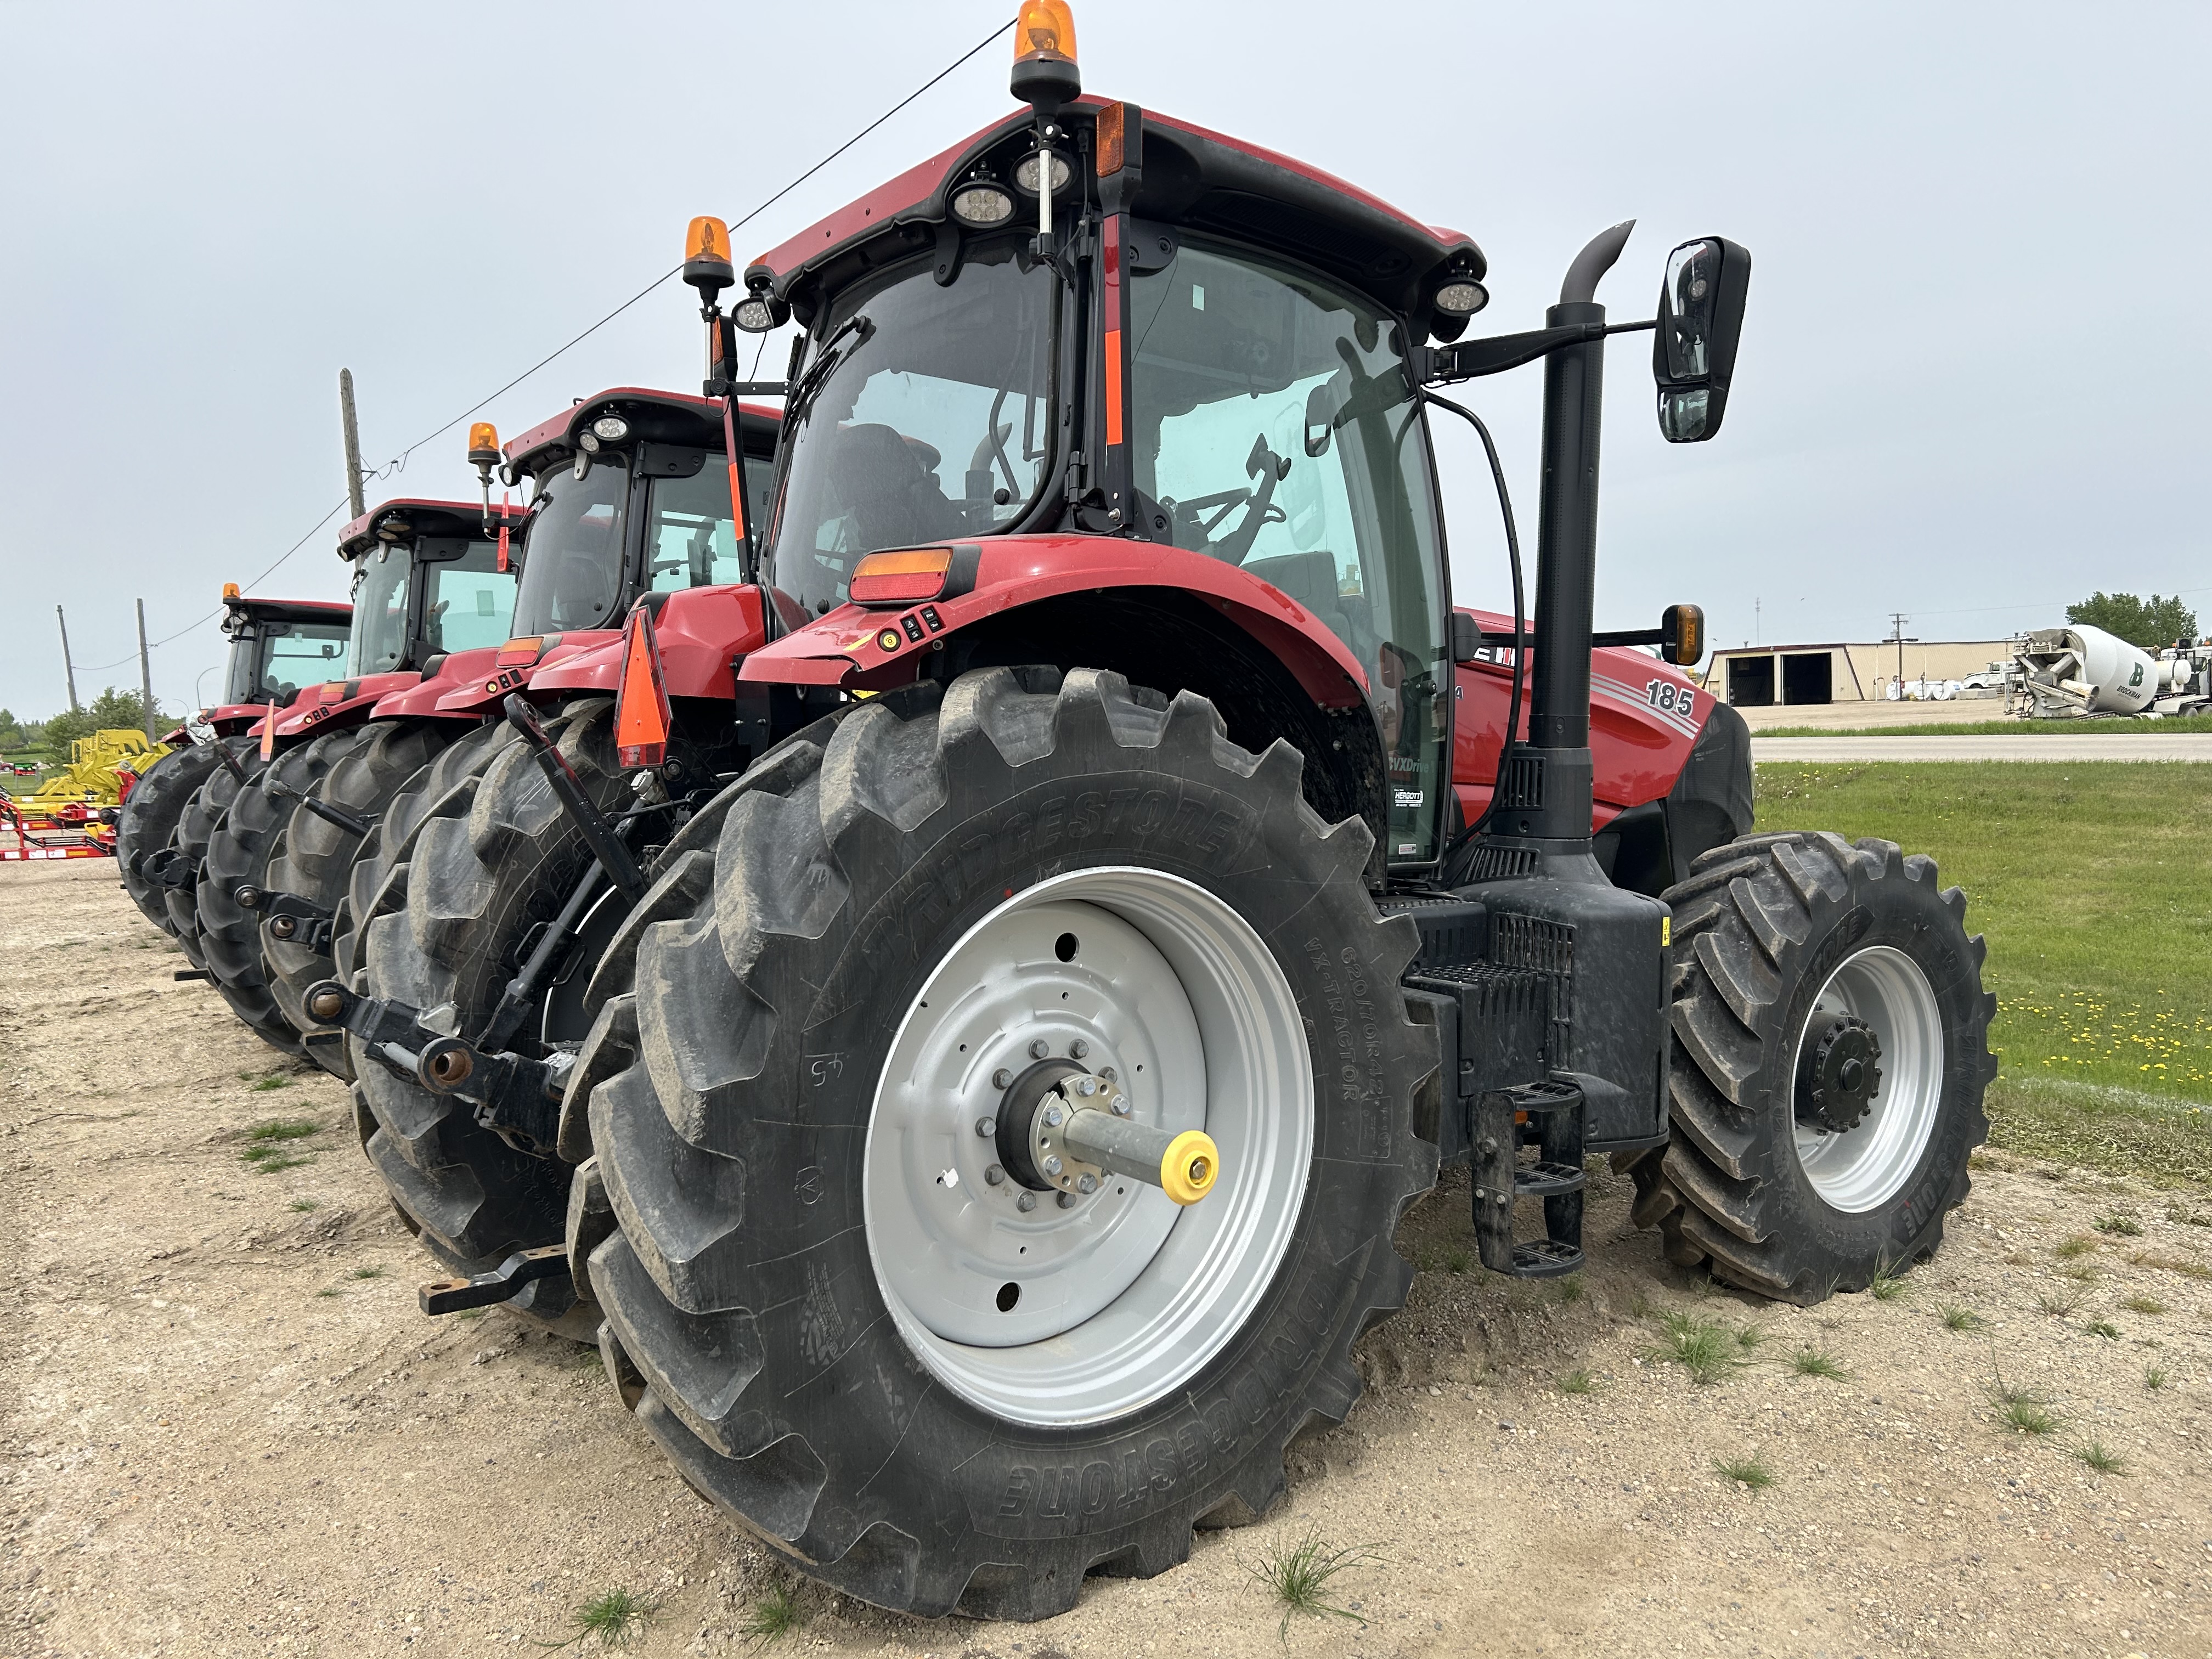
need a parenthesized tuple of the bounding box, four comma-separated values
(1514, 1159, 1587, 1198)
(1510, 1240, 1585, 1278)
(1500, 1079, 1582, 1114)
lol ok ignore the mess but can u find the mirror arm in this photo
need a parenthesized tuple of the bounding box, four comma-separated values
(1418, 317, 1655, 386)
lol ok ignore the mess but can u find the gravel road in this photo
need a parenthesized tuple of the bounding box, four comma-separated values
(5, 861, 2209, 1658)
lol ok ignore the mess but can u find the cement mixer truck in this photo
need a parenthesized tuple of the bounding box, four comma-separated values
(2011, 623, 2207, 717)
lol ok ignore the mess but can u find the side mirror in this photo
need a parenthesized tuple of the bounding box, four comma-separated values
(1652, 238, 1750, 442)
(1660, 603, 1704, 667)
(1450, 610, 1485, 665)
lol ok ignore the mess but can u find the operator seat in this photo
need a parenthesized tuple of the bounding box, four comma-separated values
(1242, 550, 1380, 672)
(830, 422, 965, 549)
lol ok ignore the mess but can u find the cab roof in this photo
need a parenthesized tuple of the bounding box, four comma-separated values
(337, 497, 524, 561)
(748, 98, 1484, 331)
(221, 594, 352, 634)
(504, 389, 785, 477)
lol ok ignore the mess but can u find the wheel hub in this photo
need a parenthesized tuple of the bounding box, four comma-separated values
(1795, 1010, 1883, 1135)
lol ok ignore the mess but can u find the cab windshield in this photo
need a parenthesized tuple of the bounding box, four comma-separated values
(763, 241, 1057, 617)
(417, 540, 517, 657)
(1130, 241, 1448, 862)
(511, 459, 630, 634)
(224, 620, 351, 704)
(348, 549, 411, 674)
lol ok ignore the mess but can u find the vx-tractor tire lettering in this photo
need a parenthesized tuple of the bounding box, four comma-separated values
(262, 720, 455, 1078)
(578, 668, 1440, 1620)
(118, 742, 226, 936)
(196, 732, 352, 1058)
(353, 699, 625, 1339)
(1626, 831, 1995, 1304)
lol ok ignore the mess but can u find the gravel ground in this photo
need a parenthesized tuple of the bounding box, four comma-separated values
(5, 860, 2208, 1659)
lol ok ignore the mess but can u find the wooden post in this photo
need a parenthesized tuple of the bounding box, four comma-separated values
(340, 368, 367, 522)
(56, 606, 80, 712)
(137, 598, 158, 739)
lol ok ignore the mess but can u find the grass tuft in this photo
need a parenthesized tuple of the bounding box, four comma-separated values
(1866, 1260, 1909, 1301)
(348, 1266, 386, 1280)
(2092, 1214, 2143, 1237)
(2053, 1234, 2097, 1260)
(2128, 1250, 2211, 1281)
(1556, 1272, 1585, 1304)
(2085, 1319, 2120, 1340)
(1246, 1528, 1381, 1640)
(1939, 1304, 1984, 1331)
(2074, 1440, 2129, 1475)
(1556, 1368, 1595, 1396)
(247, 1118, 319, 1141)
(1735, 1324, 1765, 1352)
(1711, 1453, 1778, 1491)
(568, 1587, 659, 1651)
(2120, 1293, 2166, 1315)
(1790, 1346, 1849, 1380)
(1645, 1313, 1743, 1385)
(2034, 1289, 2081, 1317)
(1987, 1370, 2062, 1436)
(737, 1581, 805, 1648)
(252, 1073, 295, 1091)
(2142, 1364, 2169, 1391)
(287, 1198, 320, 1212)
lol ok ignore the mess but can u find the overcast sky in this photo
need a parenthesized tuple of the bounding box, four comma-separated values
(3, 1, 2205, 720)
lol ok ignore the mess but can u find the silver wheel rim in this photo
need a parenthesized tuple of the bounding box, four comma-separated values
(863, 866, 1313, 1426)
(1791, 945, 1945, 1213)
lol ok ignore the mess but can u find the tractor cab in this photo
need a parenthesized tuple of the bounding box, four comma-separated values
(272, 497, 526, 740)
(185, 590, 353, 737)
(432, 390, 778, 712)
(719, 91, 1494, 869)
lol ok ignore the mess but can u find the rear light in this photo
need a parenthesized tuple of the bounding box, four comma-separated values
(849, 547, 952, 607)
(613, 607, 673, 770)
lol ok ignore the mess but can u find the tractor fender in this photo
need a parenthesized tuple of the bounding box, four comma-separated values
(432, 630, 620, 715)
(528, 584, 769, 701)
(736, 535, 1370, 709)
(274, 671, 422, 740)
(1449, 615, 1708, 821)
(368, 646, 505, 719)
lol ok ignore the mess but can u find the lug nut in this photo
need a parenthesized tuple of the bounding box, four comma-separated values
(1099, 1066, 1116, 1082)
(985, 1164, 1006, 1186)
(975, 1116, 997, 1138)
(1074, 1076, 1097, 1097)
(992, 1068, 1012, 1090)
(1110, 1094, 1131, 1116)
(1076, 1173, 1098, 1194)
(1028, 1039, 1049, 1060)
(1042, 1104, 1064, 1127)
(1056, 1190, 1078, 1209)
(1042, 1154, 1063, 1176)
(1016, 1192, 1037, 1212)
(1070, 1039, 1089, 1059)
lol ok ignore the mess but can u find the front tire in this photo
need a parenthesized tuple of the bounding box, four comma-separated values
(580, 669, 1438, 1618)
(118, 743, 224, 935)
(1628, 832, 1995, 1302)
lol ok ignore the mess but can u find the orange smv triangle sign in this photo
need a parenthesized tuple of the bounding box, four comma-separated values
(614, 605, 673, 770)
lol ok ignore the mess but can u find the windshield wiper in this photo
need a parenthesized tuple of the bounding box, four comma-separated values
(785, 314, 876, 428)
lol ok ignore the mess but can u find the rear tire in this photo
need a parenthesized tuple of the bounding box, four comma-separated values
(197, 734, 352, 1058)
(1626, 831, 1995, 1302)
(119, 743, 224, 935)
(351, 699, 624, 1339)
(579, 669, 1439, 1618)
(163, 738, 263, 970)
(262, 719, 456, 1077)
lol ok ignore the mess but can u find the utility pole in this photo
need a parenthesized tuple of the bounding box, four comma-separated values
(136, 599, 157, 740)
(1889, 612, 1910, 683)
(340, 368, 367, 522)
(56, 606, 80, 712)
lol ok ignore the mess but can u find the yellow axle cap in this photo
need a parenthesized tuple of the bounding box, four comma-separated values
(1160, 1130, 1221, 1206)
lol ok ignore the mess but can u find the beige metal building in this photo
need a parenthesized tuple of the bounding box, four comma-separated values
(1697, 640, 2015, 706)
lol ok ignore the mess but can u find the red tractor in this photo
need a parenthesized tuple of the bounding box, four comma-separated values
(184, 493, 526, 1064)
(340, 6, 1991, 1617)
(121, 589, 352, 952)
(302, 392, 778, 1335)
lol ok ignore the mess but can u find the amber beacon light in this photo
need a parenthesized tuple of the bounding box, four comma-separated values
(1011, 0, 1079, 105)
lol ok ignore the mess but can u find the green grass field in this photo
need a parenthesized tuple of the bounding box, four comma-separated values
(1754, 760, 2212, 1187)
(1758, 712, 2212, 738)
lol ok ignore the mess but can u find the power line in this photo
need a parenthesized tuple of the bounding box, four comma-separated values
(65, 16, 1015, 681)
